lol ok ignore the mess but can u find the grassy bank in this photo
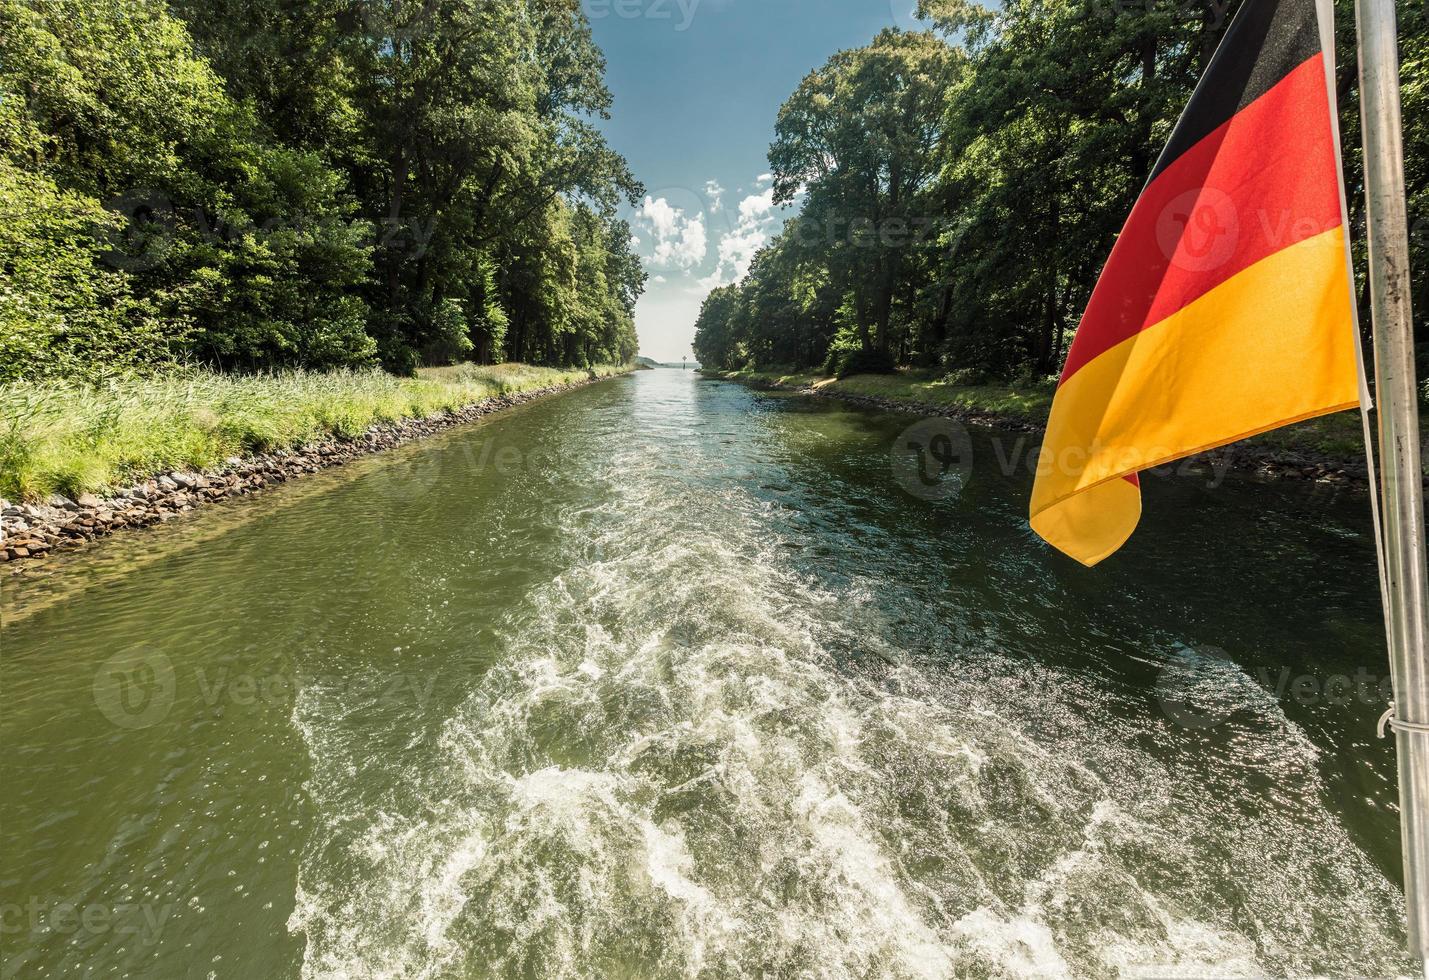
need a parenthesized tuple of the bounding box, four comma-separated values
(708, 368, 1054, 419)
(707, 367, 1396, 466)
(1, 363, 632, 503)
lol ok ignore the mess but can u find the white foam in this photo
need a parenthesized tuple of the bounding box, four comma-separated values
(288, 400, 1413, 978)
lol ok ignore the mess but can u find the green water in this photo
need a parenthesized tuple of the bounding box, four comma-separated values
(0, 369, 1416, 978)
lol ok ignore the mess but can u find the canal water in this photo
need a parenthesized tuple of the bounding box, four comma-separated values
(1, 369, 1416, 977)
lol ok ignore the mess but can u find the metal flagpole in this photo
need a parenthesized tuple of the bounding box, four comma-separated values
(1354, 0, 1429, 963)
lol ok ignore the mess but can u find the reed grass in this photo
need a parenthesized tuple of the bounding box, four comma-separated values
(0, 363, 630, 502)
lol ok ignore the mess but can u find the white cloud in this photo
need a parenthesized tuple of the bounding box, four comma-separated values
(704, 180, 725, 213)
(651, 274, 667, 284)
(756, 173, 774, 186)
(697, 189, 782, 290)
(738, 187, 775, 221)
(639, 196, 680, 240)
(638, 196, 708, 270)
(655, 214, 707, 269)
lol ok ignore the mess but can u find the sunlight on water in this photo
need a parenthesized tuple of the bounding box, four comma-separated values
(285, 372, 1411, 979)
(2, 371, 1415, 978)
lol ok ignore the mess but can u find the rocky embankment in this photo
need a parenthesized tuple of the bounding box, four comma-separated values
(1, 376, 607, 570)
(727, 375, 1385, 488)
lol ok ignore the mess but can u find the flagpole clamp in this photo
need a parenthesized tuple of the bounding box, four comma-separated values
(1378, 704, 1429, 739)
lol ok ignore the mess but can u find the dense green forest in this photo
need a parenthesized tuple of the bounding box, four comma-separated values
(694, 0, 1428, 381)
(0, 0, 644, 382)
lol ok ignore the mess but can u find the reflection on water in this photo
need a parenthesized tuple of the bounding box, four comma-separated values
(0, 369, 1413, 977)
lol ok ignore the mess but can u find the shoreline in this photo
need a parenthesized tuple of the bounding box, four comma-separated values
(703, 369, 1400, 488)
(1, 370, 630, 572)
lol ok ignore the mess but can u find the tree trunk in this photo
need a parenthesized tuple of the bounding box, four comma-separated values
(1052, 269, 1080, 372)
(386, 144, 407, 308)
(874, 252, 900, 355)
(855, 288, 873, 352)
(1129, 33, 1158, 189)
(1200, 0, 1225, 70)
(1035, 283, 1056, 375)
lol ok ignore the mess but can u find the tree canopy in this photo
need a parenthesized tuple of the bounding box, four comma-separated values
(0, 0, 644, 381)
(696, 0, 1427, 383)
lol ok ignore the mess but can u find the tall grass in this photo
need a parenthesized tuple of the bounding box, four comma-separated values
(0, 363, 629, 502)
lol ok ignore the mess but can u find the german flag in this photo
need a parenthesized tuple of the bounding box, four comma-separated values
(1030, 0, 1361, 566)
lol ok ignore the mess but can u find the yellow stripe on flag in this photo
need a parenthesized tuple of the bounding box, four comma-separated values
(1031, 226, 1359, 566)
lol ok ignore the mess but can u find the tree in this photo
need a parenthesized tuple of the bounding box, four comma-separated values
(0, 0, 646, 381)
(770, 29, 960, 358)
(692, 286, 744, 371)
(719, 0, 1429, 385)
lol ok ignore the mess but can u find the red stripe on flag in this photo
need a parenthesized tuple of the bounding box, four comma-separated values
(1061, 54, 1342, 383)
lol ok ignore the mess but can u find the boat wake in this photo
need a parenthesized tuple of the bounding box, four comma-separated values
(288, 394, 1409, 979)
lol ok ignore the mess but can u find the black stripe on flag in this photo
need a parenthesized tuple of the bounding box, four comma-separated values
(1149, 0, 1323, 183)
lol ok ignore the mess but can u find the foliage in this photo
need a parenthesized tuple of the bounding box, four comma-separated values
(770, 29, 961, 357)
(0, 162, 182, 381)
(1395, 0, 1427, 357)
(696, 0, 1427, 381)
(0, 0, 645, 381)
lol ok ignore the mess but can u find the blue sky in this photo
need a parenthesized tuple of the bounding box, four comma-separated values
(588, 0, 926, 361)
